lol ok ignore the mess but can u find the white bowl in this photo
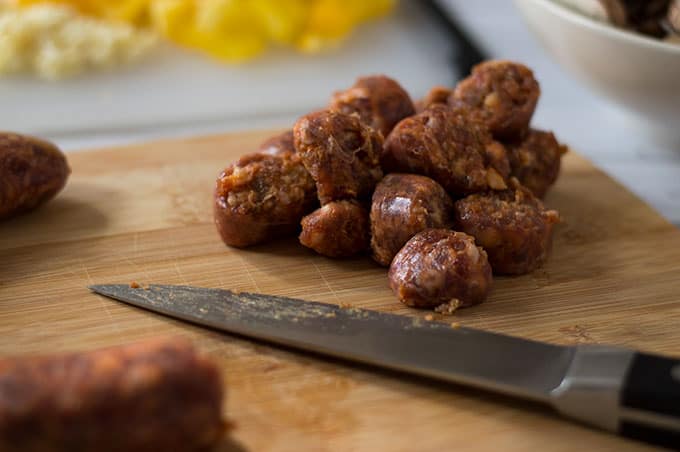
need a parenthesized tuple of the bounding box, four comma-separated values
(515, 0, 680, 133)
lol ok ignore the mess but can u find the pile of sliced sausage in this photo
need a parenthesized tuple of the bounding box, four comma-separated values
(214, 60, 567, 311)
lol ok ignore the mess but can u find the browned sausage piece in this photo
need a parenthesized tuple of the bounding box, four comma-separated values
(454, 179, 560, 275)
(415, 85, 452, 113)
(449, 60, 540, 140)
(329, 75, 416, 137)
(370, 174, 454, 266)
(294, 109, 383, 205)
(382, 104, 507, 197)
(485, 139, 511, 181)
(388, 229, 492, 309)
(0, 132, 70, 220)
(258, 130, 295, 156)
(0, 337, 225, 452)
(505, 129, 568, 198)
(214, 151, 317, 248)
(299, 200, 370, 258)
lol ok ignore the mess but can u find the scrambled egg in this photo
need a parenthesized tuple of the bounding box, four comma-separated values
(13, 0, 395, 62)
(0, 3, 156, 79)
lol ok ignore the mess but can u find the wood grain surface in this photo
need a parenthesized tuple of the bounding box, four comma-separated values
(1, 130, 679, 452)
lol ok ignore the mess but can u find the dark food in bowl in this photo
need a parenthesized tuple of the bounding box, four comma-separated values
(565, 0, 680, 40)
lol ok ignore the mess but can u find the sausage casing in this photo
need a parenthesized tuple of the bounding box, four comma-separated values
(415, 85, 452, 113)
(258, 130, 295, 156)
(370, 174, 454, 266)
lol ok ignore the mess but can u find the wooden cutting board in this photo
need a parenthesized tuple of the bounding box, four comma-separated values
(1, 130, 679, 452)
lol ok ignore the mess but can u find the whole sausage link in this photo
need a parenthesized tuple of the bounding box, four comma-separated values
(0, 337, 225, 452)
(0, 133, 70, 220)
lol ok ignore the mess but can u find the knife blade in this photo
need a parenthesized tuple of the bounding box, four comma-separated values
(90, 284, 680, 449)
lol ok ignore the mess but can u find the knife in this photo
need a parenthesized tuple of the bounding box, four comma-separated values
(89, 284, 680, 449)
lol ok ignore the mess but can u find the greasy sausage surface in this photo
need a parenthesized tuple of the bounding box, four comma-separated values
(505, 129, 567, 198)
(0, 337, 225, 452)
(330, 75, 415, 137)
(370, 174, 454, 266)
(415, 85, 452, 113)
(382, 104, 507, 197)
(299, 200, 370, 258)
(0, 132, 70, 220)
(388, 229, 492, 309)
(214, 151, 317, 247)
(294, 109, 383, 205)
(449, 60, 540, 140)
(454, 179, 560, 275)
(258, 130, 295, 156)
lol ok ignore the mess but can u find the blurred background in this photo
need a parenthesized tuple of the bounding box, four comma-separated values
(1, 0, 679, 224)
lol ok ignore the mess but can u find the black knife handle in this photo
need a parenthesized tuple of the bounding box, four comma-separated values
(620, 353, 680, 450)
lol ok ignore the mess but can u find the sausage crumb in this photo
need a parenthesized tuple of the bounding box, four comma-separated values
(129, 281, 141, 289)
(434, 299, 462, 315)
(424, 314, 434, 321)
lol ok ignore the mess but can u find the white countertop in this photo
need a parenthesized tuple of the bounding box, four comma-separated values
(2, 0, 678, 225)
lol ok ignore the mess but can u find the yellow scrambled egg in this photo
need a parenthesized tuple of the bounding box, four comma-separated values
(14, 0, 395, 62)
